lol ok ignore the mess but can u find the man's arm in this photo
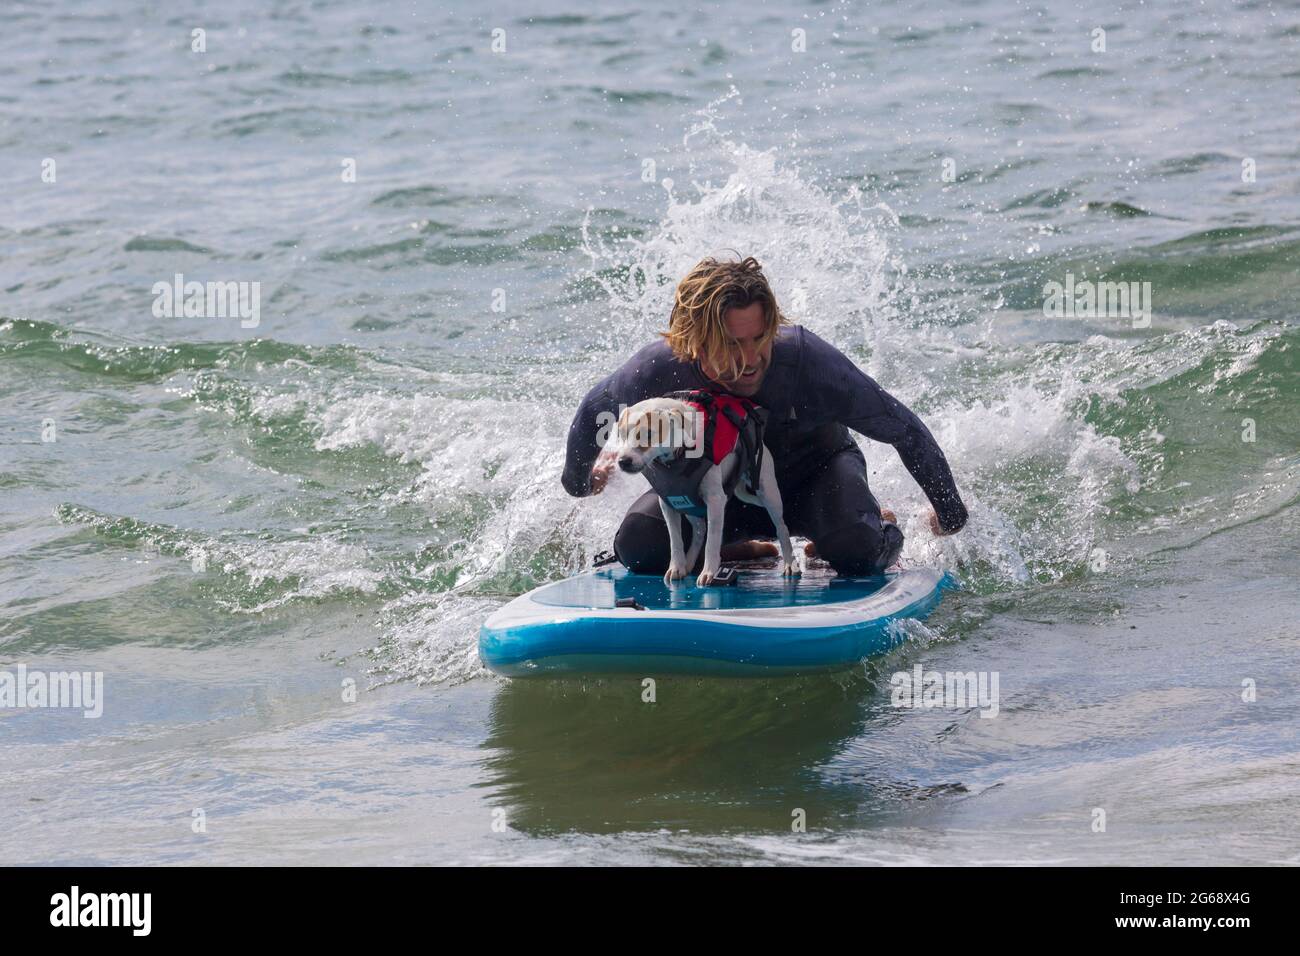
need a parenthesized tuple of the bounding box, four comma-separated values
(561, 341, 695, 498)
(799, 329, 968, 533)
(561, 377, 618, 497)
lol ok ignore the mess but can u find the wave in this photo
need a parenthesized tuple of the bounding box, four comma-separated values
(966, 230, 1300, 322)
(0, 317, 363, 380)
(8, 93, 1296, 686)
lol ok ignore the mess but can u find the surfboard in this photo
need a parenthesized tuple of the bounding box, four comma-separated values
(478, 565, 953, 677)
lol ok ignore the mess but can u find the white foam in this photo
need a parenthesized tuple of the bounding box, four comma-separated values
(271, 99, 1280, 684)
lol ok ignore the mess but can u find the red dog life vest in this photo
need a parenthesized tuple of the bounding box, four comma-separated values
(641, 390, 768, 516)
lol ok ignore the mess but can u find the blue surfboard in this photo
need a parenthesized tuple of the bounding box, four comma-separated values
(478, 565, 953, 678)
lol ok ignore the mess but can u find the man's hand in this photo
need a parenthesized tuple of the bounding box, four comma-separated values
(589, 450, 618, 494)
(927, 509, 953, 536)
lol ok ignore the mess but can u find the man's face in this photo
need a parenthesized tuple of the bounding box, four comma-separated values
(699, 302, 772, 396)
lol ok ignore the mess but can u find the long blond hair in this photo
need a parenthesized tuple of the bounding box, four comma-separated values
(660, 256, 787, 379)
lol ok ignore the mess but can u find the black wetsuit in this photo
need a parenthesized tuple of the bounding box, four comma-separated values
(561, 325, 967, 576)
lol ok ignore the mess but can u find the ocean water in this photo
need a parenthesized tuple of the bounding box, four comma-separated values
(2, 0, 1298, 865)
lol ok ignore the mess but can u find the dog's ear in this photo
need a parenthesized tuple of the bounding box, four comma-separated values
(646, 410, 665, 447)
(649, 409, 683, 448)
(668, 408, 689, 446)
(629, 409, 654, 447)
(613, 405, 644, 447)
(676, 407, 701, 449)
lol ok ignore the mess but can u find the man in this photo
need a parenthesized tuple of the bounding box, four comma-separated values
(561, 256, 967, 576)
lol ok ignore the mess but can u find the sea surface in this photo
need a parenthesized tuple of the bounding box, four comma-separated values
(2, 0, 1297, 864)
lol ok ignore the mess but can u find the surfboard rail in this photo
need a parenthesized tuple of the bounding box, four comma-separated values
(478, 567, 952, 677)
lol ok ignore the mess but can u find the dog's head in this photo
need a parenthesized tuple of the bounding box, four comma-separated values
(614, 398, 696, 474)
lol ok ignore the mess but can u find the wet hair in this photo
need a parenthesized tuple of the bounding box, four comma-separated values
(660, 255, 787, 380)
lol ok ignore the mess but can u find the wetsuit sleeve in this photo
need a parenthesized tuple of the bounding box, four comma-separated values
(800, 329, 968, 532)
(561, 341, 695, 497)
(561, 375, 619, 497)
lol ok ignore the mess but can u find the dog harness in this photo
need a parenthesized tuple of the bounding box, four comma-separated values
(642, 390, 768, 517)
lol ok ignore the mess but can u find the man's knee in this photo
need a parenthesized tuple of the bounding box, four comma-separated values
(815, 520, 903, 576)
(614, 510, 671, 574)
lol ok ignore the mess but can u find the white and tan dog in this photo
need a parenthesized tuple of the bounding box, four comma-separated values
(613, 396, 797, 586)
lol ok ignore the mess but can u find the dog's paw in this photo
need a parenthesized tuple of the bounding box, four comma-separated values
(696, 566, 718, 587)
(782, 560, 801, 578)
(664, 563, 688, 585)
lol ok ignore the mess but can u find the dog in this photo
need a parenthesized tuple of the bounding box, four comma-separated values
(613, 393, 798, 586)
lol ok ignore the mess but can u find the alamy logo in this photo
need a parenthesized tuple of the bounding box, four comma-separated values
(50, 886, 151, 936)
(890, 665, 1000, 718)
(152, 273, 260, 328)
(595, 406, 706, 458)
(0, 664, 103, 718)
(1042, 273, 1151, 328)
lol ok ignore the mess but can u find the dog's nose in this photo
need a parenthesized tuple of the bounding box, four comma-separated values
(618, 456, 636, 472)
